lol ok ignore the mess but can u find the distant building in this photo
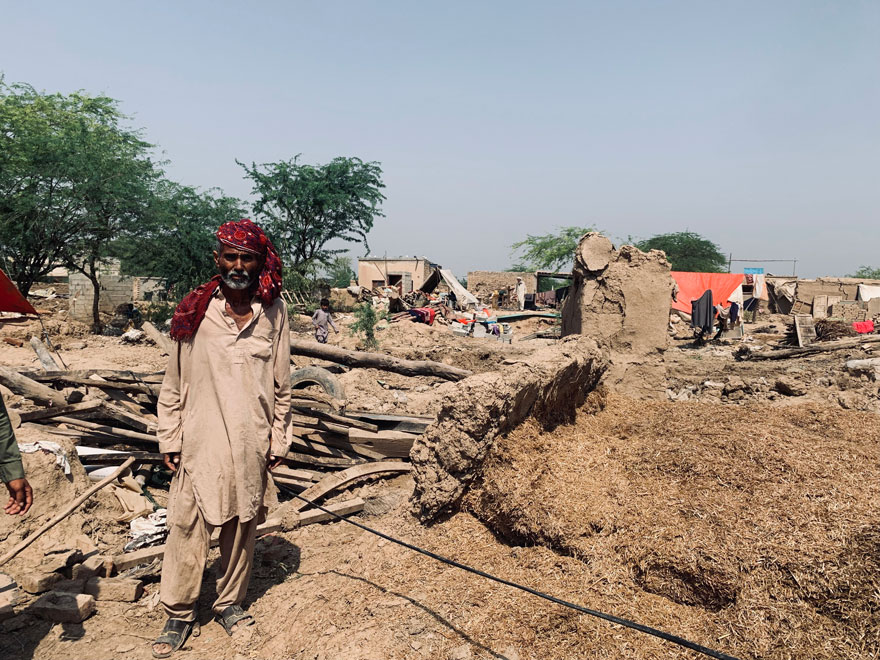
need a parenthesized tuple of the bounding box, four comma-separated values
(357, 256, 440, 293)
(69, 259, 166, 322)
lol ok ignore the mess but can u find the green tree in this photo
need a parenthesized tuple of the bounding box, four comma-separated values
(0, 80, 162, 329)
(238, 156, 385, 278)
(117, 180, 246, 297)
(848, 266, 880, 279)
(323, 255, 356, 288)
(350, 302, 381, 350)
(510, 226, 593, 272)
(634, 231, 727, 272)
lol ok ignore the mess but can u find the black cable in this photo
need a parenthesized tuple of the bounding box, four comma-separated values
(291, 493, 741, 660)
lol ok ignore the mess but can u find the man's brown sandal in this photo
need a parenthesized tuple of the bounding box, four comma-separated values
(151, 618, 199, 658)
(216, 605, 254, 636)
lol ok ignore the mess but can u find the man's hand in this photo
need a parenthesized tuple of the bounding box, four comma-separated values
(267, 455, 283, 470)
(164, 453, 181, 472)
(5, 478, 33, 515)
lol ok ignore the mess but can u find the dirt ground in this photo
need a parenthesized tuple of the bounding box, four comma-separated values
(2, 305, 879, 659)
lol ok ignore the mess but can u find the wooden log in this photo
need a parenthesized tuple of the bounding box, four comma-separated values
(40, 375, 159, 397)
(290, 338, 472, 382)
(271, 465, 323, 482)
(291, 461, 411, 513)
(291, 406, 379, 432)
(18, 400, 103, 423)
(141, 321, 172, 355)
(284, 452, 365, 468)
(53, 417, 158, 445)
(24, 370, 165, 384)
(112, 498, 365, 571)
(0, 458, 135, 566)
(0, 365, 67, 407)
(29, 336, 60, 370)
(741, 334, 880, 361)
(98, 402, 155, 433)
(347, 429, 419, 458)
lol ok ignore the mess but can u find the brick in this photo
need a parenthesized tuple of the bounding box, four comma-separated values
(19, 572, 61, 594)
(40, 548, 83, 574)
(32, 592, 95, 623)
(71, 555, 106, 581)
(52, 579, 86, 594)
(84, 577, 143, 602)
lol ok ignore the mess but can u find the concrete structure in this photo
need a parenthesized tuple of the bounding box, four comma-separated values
(68, 260, 167, 323)
(357, 257, 438, 293)
(466, 271, 537, 302)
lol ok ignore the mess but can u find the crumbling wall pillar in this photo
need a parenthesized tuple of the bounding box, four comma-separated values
(561, 233, 673, 400)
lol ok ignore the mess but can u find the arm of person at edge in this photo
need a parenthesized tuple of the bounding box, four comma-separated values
(1, 396, 33, 515)
(268, 303, 293, 470)
(157, 339, 184, 474)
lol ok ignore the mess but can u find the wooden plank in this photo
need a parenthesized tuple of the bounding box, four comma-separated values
(103, 388, 158, 423)
(18, 400, 103, 423)
(142, 321, 172, 355)
(347, 429, 418, 458)
(78, 451, 165, 465)
(53, 417, 158, 445)
(112, 498, 365, 571)
(284, 452, 365, 468)
(291, 461, 411, 513)
(271, 465, 323, 482)
(811, 295, 828, 320)
(794, 314, 817, 348)
(291, 406, 379, 432)
(29, 336, 60, 370)
(99, 402, 155, 433)
(24, 369, 165, 384)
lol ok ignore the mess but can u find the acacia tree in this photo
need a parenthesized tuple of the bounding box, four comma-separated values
(848, 266, 880, 279)
(238, 156, 385, 283)
(0, 82, 98, 295)
(116, 180, 246, 297)
(510, 226, 594, 271)
(634, 231, 726, 272)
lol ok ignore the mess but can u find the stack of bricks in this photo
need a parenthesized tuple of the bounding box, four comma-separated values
(830, 301, 868, 322)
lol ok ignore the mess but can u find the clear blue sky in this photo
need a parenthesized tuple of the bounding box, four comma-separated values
(3, 1, 878, 277)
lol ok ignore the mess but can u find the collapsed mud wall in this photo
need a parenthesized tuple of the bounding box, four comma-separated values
(410, 336, 606, 521)
(560, 233, 673, 399)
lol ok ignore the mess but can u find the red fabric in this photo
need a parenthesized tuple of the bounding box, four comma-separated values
(853, 320, 875, 334)
(169, 219, 283, 341)
(0, 269, 38, 316)
(671, 272, 743, 314)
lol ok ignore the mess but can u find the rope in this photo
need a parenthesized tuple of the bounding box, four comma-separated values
(291, 493, 741, 660)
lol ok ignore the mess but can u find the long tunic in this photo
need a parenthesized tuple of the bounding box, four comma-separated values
(157, 291, 292, 525)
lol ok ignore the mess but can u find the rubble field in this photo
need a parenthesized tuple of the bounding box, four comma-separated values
(2, 285, 880, 659)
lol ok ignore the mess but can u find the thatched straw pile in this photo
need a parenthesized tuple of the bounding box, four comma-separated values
(463, 391, 880, 659)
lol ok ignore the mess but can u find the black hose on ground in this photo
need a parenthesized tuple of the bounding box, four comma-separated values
(291, 493, 742, 660)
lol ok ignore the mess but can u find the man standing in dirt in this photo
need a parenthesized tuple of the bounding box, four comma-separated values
(151, 219, 291, 658)
(515, 276, 526, 311)
(1, 397, 33, 515)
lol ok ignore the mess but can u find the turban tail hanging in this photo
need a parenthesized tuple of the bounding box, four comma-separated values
(169, 219, 283, 341)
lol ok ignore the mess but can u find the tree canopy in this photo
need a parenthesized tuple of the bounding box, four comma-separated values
(848, 266, 880, 280)
(116, 181, 246, 296)
(634, 231, 727, 272)
(510, 226, 593, 272)
(238, 156, 385, 277)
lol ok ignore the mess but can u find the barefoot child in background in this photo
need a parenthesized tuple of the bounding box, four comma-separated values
(312, 298, 338, 343)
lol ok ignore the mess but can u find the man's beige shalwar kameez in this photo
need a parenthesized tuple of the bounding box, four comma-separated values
(157, 290, 291, 621)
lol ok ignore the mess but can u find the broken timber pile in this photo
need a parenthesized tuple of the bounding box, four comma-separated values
(2, 365, 431, 517)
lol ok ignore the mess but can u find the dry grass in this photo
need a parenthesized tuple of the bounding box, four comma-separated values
(462, 391, 880, 660)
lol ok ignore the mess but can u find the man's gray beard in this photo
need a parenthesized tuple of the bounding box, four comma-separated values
(222, 270, 253, 290)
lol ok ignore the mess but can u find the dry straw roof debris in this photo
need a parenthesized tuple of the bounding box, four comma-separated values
(463, 391, 880, 660)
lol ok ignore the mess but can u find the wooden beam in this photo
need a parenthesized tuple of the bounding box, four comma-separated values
(347, 429, 418, 458)
(291, 406, 379, 432)
(284, 452, 365, 468)
(290, 338, 472, 382)
(141, 321, 172, 355)
(29, 336, 60, 370)
(741, 334, 880, 360)
(78, 451, 165, 464)
(18, 400, 103, 423)
(271, 465, 323, 482)
(24, 369, 165, 384)
(291, 462, 411, 513)
(53, 416, 158, 445)
(0, 365, 67, 407)
(112, 498, 365, 571)
(41, 375, 159, 397)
